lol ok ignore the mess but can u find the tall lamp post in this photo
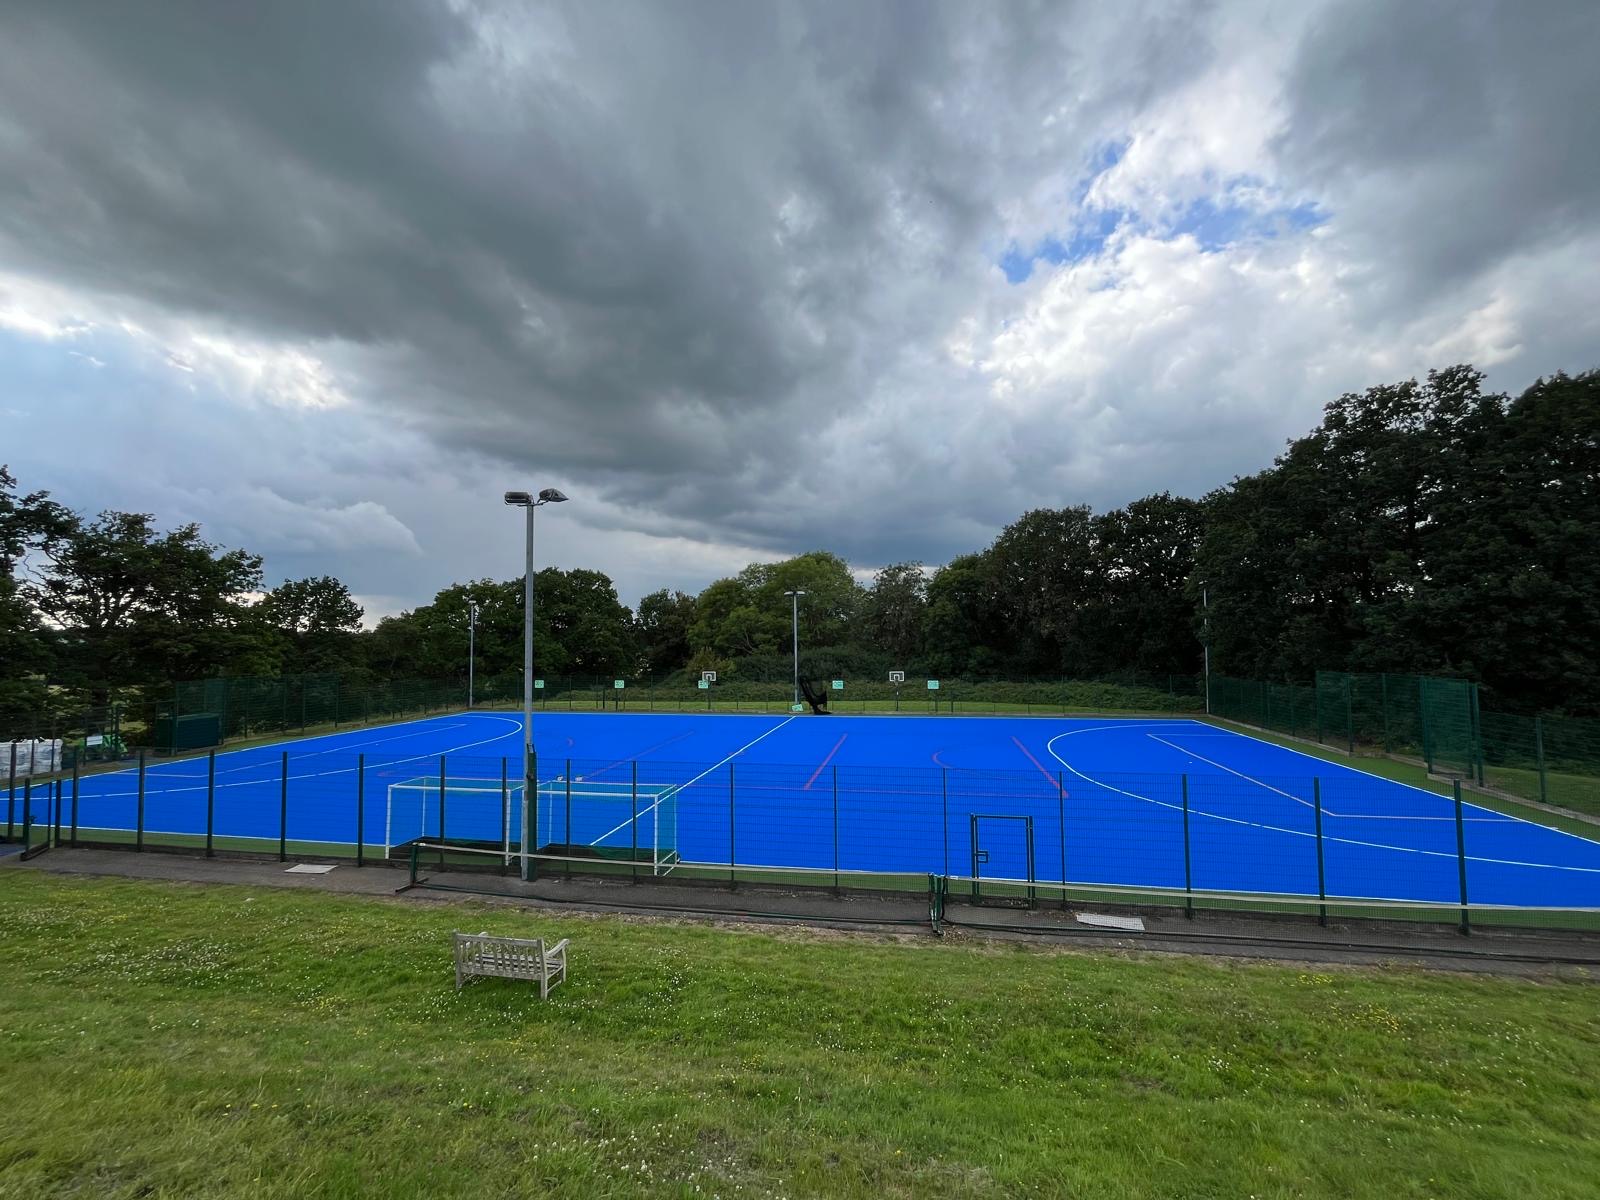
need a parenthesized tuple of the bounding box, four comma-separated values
(783, 589, 806, 709)
(465, 597, 479, 709)
(504, 487, 569, 878)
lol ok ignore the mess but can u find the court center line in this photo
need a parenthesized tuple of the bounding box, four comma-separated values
(803, 735, 849, 790)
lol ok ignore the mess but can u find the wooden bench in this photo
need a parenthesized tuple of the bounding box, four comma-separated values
(452, 930, 569, 998)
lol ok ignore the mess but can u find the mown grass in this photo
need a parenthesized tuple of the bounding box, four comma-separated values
(2, 873, 1599, 1199)
(1483, 762, 1600, 821)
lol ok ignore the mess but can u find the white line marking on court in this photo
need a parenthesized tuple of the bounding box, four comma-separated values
(1146, 734, 1313, 809)
(1145, 733, 1509, 823)
(585, 715, 799, 847)
(1190, 716, 1600, 850)
(1044, 728, 1600, 875)
(78, 716, 526, 801)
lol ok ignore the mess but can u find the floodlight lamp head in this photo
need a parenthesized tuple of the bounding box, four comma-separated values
(537, 487, 569, 503)
(504, 490, 533, 506)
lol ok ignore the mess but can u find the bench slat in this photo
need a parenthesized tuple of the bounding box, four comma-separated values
(453, 930, 569, 998)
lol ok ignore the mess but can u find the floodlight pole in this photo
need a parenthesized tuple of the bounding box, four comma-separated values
(1202, 586, 1212, 716)
(506, 487, 569, 879)
(784, 590, 806, 709)
(466, 598, 479, 709)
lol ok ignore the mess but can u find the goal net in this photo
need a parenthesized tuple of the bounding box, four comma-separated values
(384, 771, 679, 874)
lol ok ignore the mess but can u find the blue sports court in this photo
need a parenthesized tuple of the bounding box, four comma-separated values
(28, 711, 1600, 910)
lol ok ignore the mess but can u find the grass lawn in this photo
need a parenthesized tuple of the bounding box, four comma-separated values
(1, 873, 1597, 1199)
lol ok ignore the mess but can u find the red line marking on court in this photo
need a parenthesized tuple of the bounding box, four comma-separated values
(803, 734, 850, 790)
(1011, 735, 1067, 797)
(590, 731, 695, 777)
(931, 750, 949, 768)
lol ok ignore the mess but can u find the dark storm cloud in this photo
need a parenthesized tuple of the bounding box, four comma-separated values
(1, 0, 1597, 606)
(1278, 0, 1600, 297)
(0, 0, 1221, 557)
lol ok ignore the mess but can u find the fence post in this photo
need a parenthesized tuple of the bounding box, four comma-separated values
(205, 749, 216, 857)
(279, 751, 289, 862)
(6, 742, 15, 840)
(1453, 780, 1470, 936)
(21, 779, 31, 853)
(498, 757, 508, 866)
(1313, 777, 1327, 926)
(52, 778, 63, 847)
(1422, 679, 1436, 775)
(1345, 678, 1354, 755)
(631, 760, 639, 884)
(71, 759, 80, 847)
(1058, 771, 1068, 910)
(357, 754, 366, 867)
(564, 764, 572, 880)
(437, 754, 448, 845)
(728, 764, 737, 889)
(136, 750, 146, 852)
(1471, 684, 1485, 786)
(832, 765, 840, 895)
(1535, 717, 1547, 806)
(1181, 774, 1194, 919)
(941, 767, 949, 877)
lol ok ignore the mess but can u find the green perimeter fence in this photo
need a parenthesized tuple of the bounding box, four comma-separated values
(2, 671, 1203, 768)
(1210, 671, 1600, 818)
(15, 667, 1598, 822)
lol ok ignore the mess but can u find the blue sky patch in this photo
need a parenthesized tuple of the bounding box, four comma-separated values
(999, 178, 1326, 283)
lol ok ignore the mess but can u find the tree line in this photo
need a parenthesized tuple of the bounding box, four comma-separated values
(3, 363, 1596, 726)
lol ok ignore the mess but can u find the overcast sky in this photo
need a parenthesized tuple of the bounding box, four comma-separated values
(2, 0, 1597, 621)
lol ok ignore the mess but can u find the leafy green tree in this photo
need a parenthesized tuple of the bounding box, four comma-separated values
(922, 552, 1004, 675)
(366, 571, 636, 684)
(1092, 493, 1203, 676)
(987, 507, 1099, 674)
(535, 567, 637, 675)
(1418, 369, 1600, 711)
(0, 466, 73, 724)
(688, 577, 767, 658)
(688, 552, 864, 668)
(260, 575, 365, 674)
(635, 589, 698, 674)
(864, 562, 927, 665)
(28, 509, 266, 687)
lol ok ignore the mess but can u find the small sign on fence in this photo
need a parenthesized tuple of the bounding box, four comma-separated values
(927, 679, 941, 691)
(534, 679, 545, 689)
(613, 680, 626, 690)
(831, 680, 844, 690)
(889, 671, 905, 684)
